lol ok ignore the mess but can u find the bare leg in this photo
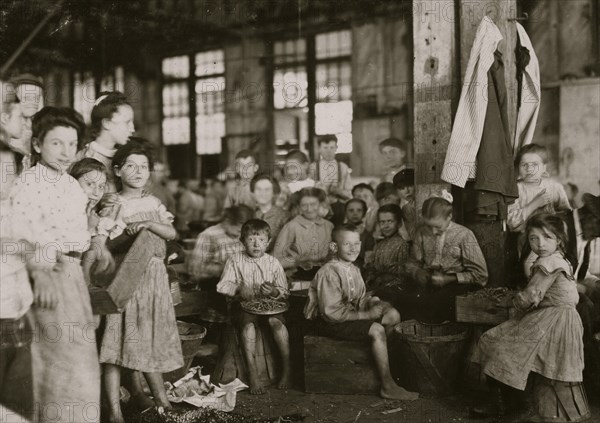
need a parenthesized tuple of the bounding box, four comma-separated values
(103, 364, 125, 423)
(268, 317, 291, 390)
(241, 322, 264, 395)
(125, 370, 154, 410)
(381, 307, 401, 337)
(369, 323, 419, 401)
(143, 373, 171, 409)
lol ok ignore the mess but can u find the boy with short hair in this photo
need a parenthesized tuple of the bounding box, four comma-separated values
(304, 224, 419, 401)
(309, 135, 353, 202)
(274, 187, 333, 279)
(188, 205, 253, 280)
(217, 219, 290, 394)
(344, 199, 375, 269)
(224, 149, 259, 208)
(378, 138, 410, 183)
(277, 150, 316, 211)
(353, 183, 378, 234)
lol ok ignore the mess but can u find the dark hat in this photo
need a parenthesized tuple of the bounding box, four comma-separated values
(10, 73, 43, 88)
(393, 168, 415, 188)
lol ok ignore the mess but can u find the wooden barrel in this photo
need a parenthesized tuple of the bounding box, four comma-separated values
(164, 321, 207, 383)
(390, 320, 469, 395)
(210, 321, 278, 387)
(533, 374, 591, 422)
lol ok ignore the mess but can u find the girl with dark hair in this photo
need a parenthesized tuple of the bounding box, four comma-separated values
(77, 91, 135, 192)
(95, 140, 182, 422)
(472, 213, 584, 418)
(9, 106, 101, 422)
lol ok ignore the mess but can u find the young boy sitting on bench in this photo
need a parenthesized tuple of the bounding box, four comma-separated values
(304, 224, 419, 401)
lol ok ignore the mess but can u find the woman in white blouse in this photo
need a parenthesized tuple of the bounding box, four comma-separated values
(9, 107, 101, 423)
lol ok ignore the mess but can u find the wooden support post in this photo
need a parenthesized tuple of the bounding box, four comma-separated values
(412, 0, 455, 213)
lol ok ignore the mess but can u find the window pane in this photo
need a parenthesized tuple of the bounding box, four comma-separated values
(195, 50, 225, 77)
(162, 117, 190, 145)
(196, 113, 225, 154)
(162, 82, 189, 117)
(162, 55, 190, 79)
(274, 39, 306, 65)
(316, 30, 352, 59)
(315, 100, 353, 152)
(273, 67, 307, 109)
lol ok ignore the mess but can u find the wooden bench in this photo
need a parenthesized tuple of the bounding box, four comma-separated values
(303, 335, 379, 395)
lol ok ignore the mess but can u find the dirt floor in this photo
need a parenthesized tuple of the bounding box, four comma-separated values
(232, 387, 600, 423)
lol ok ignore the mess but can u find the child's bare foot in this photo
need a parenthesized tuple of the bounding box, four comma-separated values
(131, 392, 155, 411)
(249, 382, 265, 395)
(380, 384, 419, 401)
(277, 372, 290, 390)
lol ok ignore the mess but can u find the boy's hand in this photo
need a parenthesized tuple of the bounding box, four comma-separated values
(431, 272, 449, 288)
(260, 282, 276, 297)
(32, 269, 58, 309)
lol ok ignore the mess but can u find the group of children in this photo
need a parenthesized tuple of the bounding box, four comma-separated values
(1, 86, 183, 423)
(1, 79, 597, 422)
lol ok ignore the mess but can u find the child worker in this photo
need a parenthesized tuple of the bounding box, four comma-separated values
(224, 149, 259, 208)
(344, 198, 375, 270)
(96, 141, 183, 422)
(508, 144, 571, 281)
(309, 134, 353, 223)
(405, 192, 488, 323)
(77, 91, 135, 192)
(274, 187, 333, 280)
(471, 213, 584, 419)
(216, 219, 290, 394)
(304, 224, 419, 401)
(378, 137, 410, 183)
(251, 174, 289, 252)
(364, 204, 410, 307)
(9, 107, 101, 422)
(276, 149, 316, 211)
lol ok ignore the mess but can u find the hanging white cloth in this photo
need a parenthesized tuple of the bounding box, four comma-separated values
(514, 22, 541, 153)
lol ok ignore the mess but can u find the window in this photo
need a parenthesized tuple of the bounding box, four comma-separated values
(315, 30, 353, 154)
(272, 30, 353, 161)
(273, 39, 309, 161)
(161, 50, 225, 155)
(194, 50, 225, 155)
(162, 56, 190, 146)
(73, 66, 125, 124)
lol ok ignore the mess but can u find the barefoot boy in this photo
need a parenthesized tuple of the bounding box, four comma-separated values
(217, 219, 291, 394)
(304, 224, 419, 401)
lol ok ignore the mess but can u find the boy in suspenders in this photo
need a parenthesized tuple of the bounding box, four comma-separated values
(309, 135, 353, 223)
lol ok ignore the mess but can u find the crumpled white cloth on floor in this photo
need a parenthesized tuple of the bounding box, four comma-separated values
(166, 367, 248, 412)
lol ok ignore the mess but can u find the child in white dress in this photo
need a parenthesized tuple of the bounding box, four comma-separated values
(10, 106, 101, 422)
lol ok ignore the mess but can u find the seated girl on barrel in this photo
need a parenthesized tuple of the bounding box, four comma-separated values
(471, 213, 584, 419)
(304, 224, 419, 401)
(216, 219, 290, 395)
